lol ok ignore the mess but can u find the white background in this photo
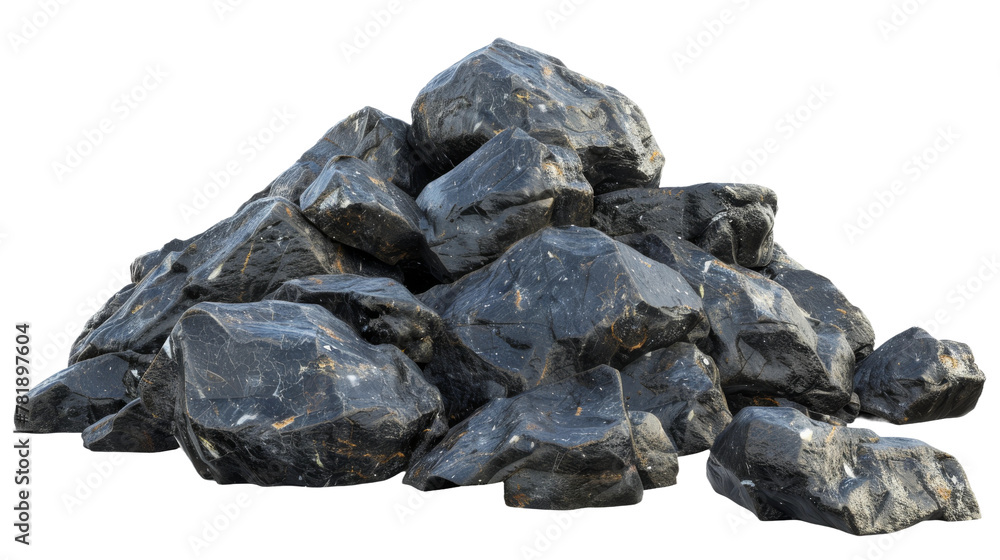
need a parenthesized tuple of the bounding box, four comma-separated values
(3, 1, 998, 558)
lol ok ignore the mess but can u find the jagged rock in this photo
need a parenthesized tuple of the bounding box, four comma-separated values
(619, 343, 731, 455)
(724, 394, 849, 426)
(628, 411, 679, 489)
(139, 301, 443, 486)
(410, 38, 663, 194)
(131, 237, 194, 283)
(707, 407, 981, 534)
(405, 366, 677, 509)
(15, 354, 131, 433)
(416, 128, 593, 280)
(619, 232, 853, 414)
(82, 399, 178, 452)
(264, 274, 443, 364)
(759, 244, 875, 361)
(70, 197, 396, 363)
(300, 155, 426, 265)
(854, 327, 985, 424)
(419, 225, 708, 421)
(593, 183, 777, 267)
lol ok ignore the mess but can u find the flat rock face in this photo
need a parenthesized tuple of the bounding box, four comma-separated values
(759, 244, 875, 361)
(264, 274, 443, 364)
(410, 38, 663, 194)
(405, 366, 677, 509)
(592, 183, 777, 267)
(82, 399, 178, 452)
(70, 197, 395, 363)
(140, 301, 444, 486)
(619, 232, 854, 414)
(300, 155, 426, 265)
(619, 343, 731, 455)
(707, 407, 980, 535)
(416, 127, 593, 280)
(15, 354, 131, 433)
(854, 327, 986, 424)
(419, 225, 708, 421)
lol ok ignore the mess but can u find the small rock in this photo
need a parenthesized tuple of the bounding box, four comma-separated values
(82, 399, 178, 452)
(15, 354, 131, 433)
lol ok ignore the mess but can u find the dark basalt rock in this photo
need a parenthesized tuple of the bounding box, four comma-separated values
(619, 232, 853, 414)
(619, 343, 731, 455)
(759, 244, 875, 361)
(82, 399, 178, 452)
(264, 274, 443, 364)
(707, 407, 981, 534)
(71, 197, 396, 364)
(854, 327, 986, 424)
(416, 127, 593, 280)
(419, 225, 708, 421)
(410, 38, 663, 194)
(405, 366, 677, 509)
(300, 155, 426, 266)
(131, 237, 195, 283)
(724, 394, 853, 426)
(592, 183, 777, 267)
(15, 354, 131, 433)
(140, 300, 443, 486)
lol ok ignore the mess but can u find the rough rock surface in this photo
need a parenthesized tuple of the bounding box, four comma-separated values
(15, 354, 131, 433)
(854, 327, 985, 423)
(82, 399, 179, 452)
(264, 274, 443, 364)
(410, 38, 663, 194)
(707, 407, 980, 534)
(619, 343, 731, 454)
(405, 366, 677, 509)
(593, 183, 777, 267)
(416, 127, 593, 280)
(139, 301, 443, 486)
(420, 225, 708, 421)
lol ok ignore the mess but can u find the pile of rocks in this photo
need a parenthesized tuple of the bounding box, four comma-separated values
(16, 39, 985, 535)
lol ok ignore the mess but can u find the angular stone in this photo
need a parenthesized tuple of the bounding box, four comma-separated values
(300, 155, 426, 265)
(405, 366, 677, 509)
(759, 244, 875, 361)
(724, 394, 849, 426)
(619, 343, 731, 455)
(410, 38, 663, 194)
(628, 410, 679, 489)
(854, 327, 985, 424)
(82, 399, 178, 452)
(71, 197, 396, 363)
(264, 274, 443, 364)
(416, 127, 593, 280)
(140, 301, 443, 486)
(593, 183, 778, 267)
(15, 354, 131, 433)
(419, 226, 708, 421)
(707, 407, 980, 535)
(619, 232, 853, 414)
(131, 237, 194, 283)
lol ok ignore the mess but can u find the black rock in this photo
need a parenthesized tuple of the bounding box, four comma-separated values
(405, 366, 677, 510)
(15, 354, 131, 433)
(264, 274, 443, 364)
(82, 399, 178, 452)
(853, 327, 986, 424)
(724, 394, 850, 426)
(419, 225, 708, 421)
(131, 237, 194, 283)
(139, 300, 444, 486)
(300, 155, 426, 266)
(707, 407, 980, 534)
(619, 232, 854, 414)
(410, 38, 663, 194)
(416, 127, 593, 280)
(71, 197, 396, 363)
(759, 244, 875, 361)
(593, 183, 777, 267)
(619, 343, 731, 455)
